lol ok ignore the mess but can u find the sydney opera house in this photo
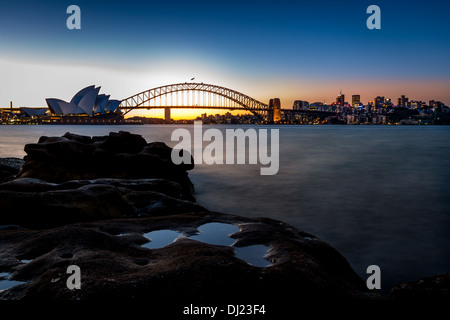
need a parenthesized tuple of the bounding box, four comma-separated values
(1, 86, 153, 124)
(46, 85, 121, 117)
(0, 85, 130, 124)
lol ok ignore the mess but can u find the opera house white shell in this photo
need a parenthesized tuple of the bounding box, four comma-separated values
(46, 86, 121, 116)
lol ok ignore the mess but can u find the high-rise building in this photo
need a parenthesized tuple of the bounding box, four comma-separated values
(293, 100, 309, 110)
(397, 95, 409, 108)
(429, 100, 444, 111)
(410, 101, 422, 109)
(336, 91, 345, 106)
(352, 95, 360, 108)
(374, 96, 385, 109)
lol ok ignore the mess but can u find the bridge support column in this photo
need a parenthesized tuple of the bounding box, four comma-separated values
(164, 107, 171, 124)
(273, 98, 281, 122)
(268, 99, 274, 123)
(267, 98, 281, 123)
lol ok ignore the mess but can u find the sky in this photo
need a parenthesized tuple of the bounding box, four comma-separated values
(0, 0, 449, 118)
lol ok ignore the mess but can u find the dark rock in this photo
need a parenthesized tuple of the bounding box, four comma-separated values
(390, 272, 450, 301)
(0, 177, 183, 197)
(17, 132, 194, 199)
(0, 177, 59, 192)
(0, 212, 370, 302)
(0, 157, 24, 183)
(97, 131, 147, 154)
(62, 132, 95, 144)
(0, 180, 204, 229)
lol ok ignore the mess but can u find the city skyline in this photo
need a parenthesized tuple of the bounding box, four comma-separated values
(1, 0, 449, 119)
(2, 79, 445, 120)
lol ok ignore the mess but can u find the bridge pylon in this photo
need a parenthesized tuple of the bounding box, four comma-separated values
(268, 98, 281, 123)
(164, 107, 171, 124)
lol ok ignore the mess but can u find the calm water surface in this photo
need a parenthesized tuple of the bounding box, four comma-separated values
(1, 124, 449, 293)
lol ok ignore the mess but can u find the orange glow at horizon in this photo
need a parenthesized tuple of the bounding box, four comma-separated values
(124, 108, 249, 120)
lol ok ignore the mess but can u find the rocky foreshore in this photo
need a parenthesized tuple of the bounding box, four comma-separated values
(0, 131, 448, 306)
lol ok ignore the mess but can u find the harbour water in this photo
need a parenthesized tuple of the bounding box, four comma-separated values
(1, 124, 449, 294)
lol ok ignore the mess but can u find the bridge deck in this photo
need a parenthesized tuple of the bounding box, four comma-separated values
(120, 105, 334, 115)
(120, 105, 267, 111)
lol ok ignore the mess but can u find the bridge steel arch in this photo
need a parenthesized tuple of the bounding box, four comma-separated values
(119, 82, 268, 116)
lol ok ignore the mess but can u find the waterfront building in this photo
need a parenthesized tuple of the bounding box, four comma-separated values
(352, 95, 360, 108)
(21, 107, 49, 117)
(336, 91, 345, 106)
(428, 100, 447, 111)
(374, 96, 385, 109)
(46, 85, 121, 116)
(384, 98, 393, 108)
(397, 95, 409, 108)
(410, 101, 426, 110)
(293, 100, 309, 110)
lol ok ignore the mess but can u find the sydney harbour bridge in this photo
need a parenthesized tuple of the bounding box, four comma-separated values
(119, 82, 333, 123)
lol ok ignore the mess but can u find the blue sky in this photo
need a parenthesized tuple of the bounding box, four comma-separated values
(1, 0, 449, 111)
